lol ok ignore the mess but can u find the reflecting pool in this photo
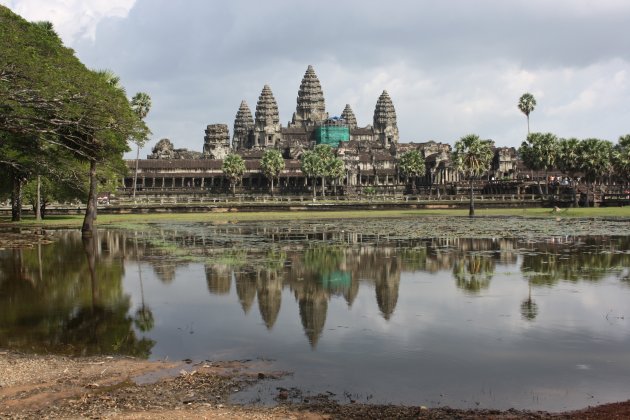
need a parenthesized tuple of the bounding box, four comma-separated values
(1, 219, 629, 411)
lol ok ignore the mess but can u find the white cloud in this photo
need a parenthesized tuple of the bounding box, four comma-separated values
(0, 0, 136, 45)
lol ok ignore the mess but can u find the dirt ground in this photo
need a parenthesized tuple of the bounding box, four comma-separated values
(2, 351, 630, 419)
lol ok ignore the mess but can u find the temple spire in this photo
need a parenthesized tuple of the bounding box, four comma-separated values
(341, 104, 357, 128)
(233, 100, 254, 150)
(373, 90, 399, 147)
(254, 85, 281, 148)
(290, 65, 327, 127)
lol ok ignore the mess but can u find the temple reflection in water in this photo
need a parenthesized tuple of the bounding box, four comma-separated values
(2, 227, 629, 350)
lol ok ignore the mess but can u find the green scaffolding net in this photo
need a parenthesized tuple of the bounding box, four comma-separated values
(315, 125, 349, 148)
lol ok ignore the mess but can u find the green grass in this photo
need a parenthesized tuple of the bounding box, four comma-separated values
(2, 206, 630, 229)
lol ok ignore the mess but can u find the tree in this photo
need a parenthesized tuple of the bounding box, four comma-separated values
(518, 132, 559, 195)
(326, 156, 345, 196)
(398, 150, 425, 192)
(613, 135, 630, 191)
(577, 138, 613, 207)
(222, 153, 245, 196)
(0, 9, 140, 233)
(300, 150, 322, 198)
(557, 138, 582, 207)
(130, 92, 152, 199)
(452, 134, 494, 217)
(300, 144, 335, 198)
(260, 149, 285, 196)
(313, 144, 335, 197)
(518, 92, 536, 134)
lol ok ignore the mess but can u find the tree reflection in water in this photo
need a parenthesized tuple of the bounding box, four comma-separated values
(0, 230, 154, 357)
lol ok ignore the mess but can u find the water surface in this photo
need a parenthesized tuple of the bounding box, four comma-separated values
(1, 218, 629, 411)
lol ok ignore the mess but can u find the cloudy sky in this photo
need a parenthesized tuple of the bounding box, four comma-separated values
(2, 0, 629, 158)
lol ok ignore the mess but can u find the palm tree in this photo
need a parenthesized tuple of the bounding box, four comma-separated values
(452, 134, 494, 217)
(518, 93, 536, 134)
(613, 135, 630, 192)
(300, 150, 322, 198)
(222, 153, 246, 196)
(557, 138, 581, 207)
(398, 150, 425, 193)
(260, 149, 285, 196)
(577, 138, 613, 207)
(130, 92, 152, 199)
(518, 132, 559, 195)
(326, 156, 345, 196)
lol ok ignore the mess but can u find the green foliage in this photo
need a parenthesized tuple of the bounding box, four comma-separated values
(517, 92, 536, 117)
(577, 138, 614, 183)
(398, 150, 425, 178)
(613, 134, 630, 183)
(260, 148, 285, 192)
(222, 153, 245, 195)
(1, 7, 143, 227)
(452, 134, 494, 179)
(557, 137, 581, 176)
(518, 132, 559, 173)
(130, 92, 152, 148)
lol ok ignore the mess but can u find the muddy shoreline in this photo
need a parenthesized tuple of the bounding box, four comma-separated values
(1, 351, 629, 419)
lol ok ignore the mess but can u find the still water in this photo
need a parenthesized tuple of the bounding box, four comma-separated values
(1, 220, 629, 411)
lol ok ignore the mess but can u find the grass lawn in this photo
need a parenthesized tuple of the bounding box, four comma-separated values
(2, 206, 630, 229)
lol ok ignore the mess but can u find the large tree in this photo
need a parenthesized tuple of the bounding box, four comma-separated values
(130, 92, 152, 199)
(398, 150, 425, 192)
(1, 8, 141, 233)
(452, 134, 494, 217)
(518, 93, 537, 135)
(518, 132, 559, 195)
(222, 153, 245, 196)
(300, 150, 322, 198)
(260, 148, 285, 196)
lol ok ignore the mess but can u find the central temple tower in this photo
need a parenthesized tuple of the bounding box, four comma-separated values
(290, 65, 328, 128)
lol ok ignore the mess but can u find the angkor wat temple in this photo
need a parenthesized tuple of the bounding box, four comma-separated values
(124, 65, 520, 195)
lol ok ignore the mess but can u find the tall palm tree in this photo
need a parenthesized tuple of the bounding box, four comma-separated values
(222, 153, 246, 196)
(613, 134, 630, 192)
(577, 138, 613, 207)
(260, 148, 285, 196)
(452, 134, 494, 217)
(557, 138, 581, 207)
(518, 93, 537, 134)
(518, 132, 559, 195)
(130, 92, 152, 199)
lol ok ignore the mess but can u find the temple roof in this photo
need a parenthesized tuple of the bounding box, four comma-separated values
(233, 100, 254, 136)
(373, 90, 397, 131)
(255, 85, 280, 128)
(341, 104, 357, 128)
(291, 65, 326, 126)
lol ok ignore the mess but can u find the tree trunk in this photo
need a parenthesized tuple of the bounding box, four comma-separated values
(544, 169, 549, 195)
(312, 178, 316, 198)
(82, 160, 98, 237)
(232, 181, 236, 197)
(270, 177, 274, 197)
(11, 175, 23, 222)
(35, 175, 41, 221)
(132, 144, 140, 199)
(469, 178, 475, 217)
(527, 115, 530, 135)
(321, 176, 326, 197)
(571, 179, 579, 208)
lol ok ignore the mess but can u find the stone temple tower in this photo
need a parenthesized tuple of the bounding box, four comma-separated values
(290, 65, 328, 128)
(254, 85, 282, 149)
(373, 90, 399, 148)
(341, 104, 358, 129)
(203, 124, 230, 159)
(233, 100, 254, 150)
